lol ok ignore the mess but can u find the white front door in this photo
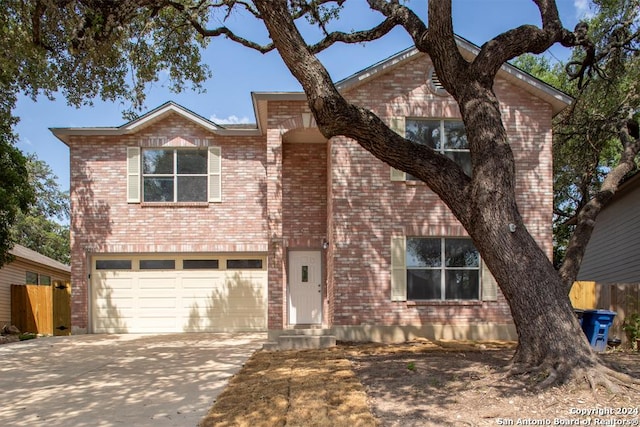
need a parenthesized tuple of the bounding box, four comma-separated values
(288, 250, 322, 325)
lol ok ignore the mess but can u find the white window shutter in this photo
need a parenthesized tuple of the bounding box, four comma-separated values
(389, 117, 406, 181)
(481, 261, 498, 301)
(126, 147, 140, 203)
(390, 236, 407, 301)
(208, 146, 222, 202)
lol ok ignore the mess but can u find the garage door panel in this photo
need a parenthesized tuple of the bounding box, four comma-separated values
(94, 306, 137, 317)
(139, 298, 177, 309)
(92, 257, 267, 333)
(94, 276, 135, 290)
(94, 299, 135, 311)
(138, 277, 177, 289)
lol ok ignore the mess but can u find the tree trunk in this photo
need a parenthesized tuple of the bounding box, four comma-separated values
(254, 0, 637, 388)
(468, 206, 599, 381)
(451, 83, 602, 382)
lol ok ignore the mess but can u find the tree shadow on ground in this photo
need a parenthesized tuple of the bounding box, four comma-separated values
(346, 341, 640, 426)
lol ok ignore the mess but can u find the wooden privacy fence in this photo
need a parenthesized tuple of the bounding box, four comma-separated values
(570, 281, 640, 344)
(11, 281, 71, 336)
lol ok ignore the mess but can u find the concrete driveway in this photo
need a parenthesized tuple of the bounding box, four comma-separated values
(0, 332, 265, 426)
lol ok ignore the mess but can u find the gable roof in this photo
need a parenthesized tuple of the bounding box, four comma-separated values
(50, 101, 261, 144)
(335, 38, 573, 115)
(252, 38, 571, 131)
(8, 244, 71, 273)
(51, 37, 572, 143)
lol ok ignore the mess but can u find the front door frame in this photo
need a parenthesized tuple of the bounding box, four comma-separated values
(287, 250, 323, 325)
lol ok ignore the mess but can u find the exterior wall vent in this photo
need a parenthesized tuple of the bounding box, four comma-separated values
(428, 67, 448, 96)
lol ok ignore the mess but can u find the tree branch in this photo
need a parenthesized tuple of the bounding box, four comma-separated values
(307, 17, 398, 54)
(252, 0, 472, 222)
(472, 0, 574, 84)
(164, 1, 275, 53)
(367, 0, 426, 44)
(566, 21, 640, 88)
(423, 0, 468, 95)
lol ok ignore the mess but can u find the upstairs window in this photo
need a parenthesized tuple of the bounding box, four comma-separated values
(405, 119, 471, 178)
(143, 149, 208, 202)
(127, 146, 221, 203)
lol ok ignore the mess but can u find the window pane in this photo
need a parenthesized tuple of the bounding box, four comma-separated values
(227, 259, 263, 269)
(406, 238, 441, 267)
(177, 150, 207, 174)
(96, 260, 132, 270)
(443, 121, 468, 149)
(445, 270, 480, 300)
(140, 260, 175, 270)
(407, 270, 441, 300)
(39, 275, 51, 286)
(143, 150, 173, 174)
(26, 271, 38, 285)
(445, 151, 472, 176)
(445, 239, 479, 267)
(183, 259, 219, 269)
(177, 176, 207, 202)
(144, 177, 174, 202)
(406, 120, 441, 149)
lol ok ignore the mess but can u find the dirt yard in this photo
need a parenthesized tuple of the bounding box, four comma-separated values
(200, 340, 640, 427)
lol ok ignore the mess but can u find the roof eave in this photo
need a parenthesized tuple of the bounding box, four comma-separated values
(335, 37, 572, 116)
(50, 101, 261, 145)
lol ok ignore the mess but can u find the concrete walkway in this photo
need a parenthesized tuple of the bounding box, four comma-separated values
(0, 333, 265, 426)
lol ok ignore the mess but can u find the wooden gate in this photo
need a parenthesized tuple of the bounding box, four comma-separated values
(569, 281, 597, 309)
(53, 281, 71, 336)
(10, 282, 71, 336)
(11, 285, 53, 334)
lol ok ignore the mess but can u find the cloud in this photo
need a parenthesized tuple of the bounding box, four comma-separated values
(574, 0, 594, 19)
(210, 114, 251, 124)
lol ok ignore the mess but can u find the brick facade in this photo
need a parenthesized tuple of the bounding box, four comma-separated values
(57, 48, 559, 340)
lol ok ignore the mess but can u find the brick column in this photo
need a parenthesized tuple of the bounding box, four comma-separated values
(267, 128, 285, 330)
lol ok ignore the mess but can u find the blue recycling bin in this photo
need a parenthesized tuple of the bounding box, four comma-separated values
(581, 309, 616, 352)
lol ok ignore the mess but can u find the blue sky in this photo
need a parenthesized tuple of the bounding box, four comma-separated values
(14, 0, 592, 192)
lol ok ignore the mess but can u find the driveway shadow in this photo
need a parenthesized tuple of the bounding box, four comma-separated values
(0, 333, 265, 426)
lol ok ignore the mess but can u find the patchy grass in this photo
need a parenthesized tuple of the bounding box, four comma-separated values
(200, 346, 378, 427)
(200, 340, 640, 427)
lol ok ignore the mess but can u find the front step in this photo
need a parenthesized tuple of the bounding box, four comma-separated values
(263, 329, 336, 351)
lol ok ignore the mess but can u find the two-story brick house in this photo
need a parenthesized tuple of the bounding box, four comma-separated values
(52, 39, 570, 341)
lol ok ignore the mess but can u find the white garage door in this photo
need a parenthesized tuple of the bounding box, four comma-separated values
(91, 255, 267, 333)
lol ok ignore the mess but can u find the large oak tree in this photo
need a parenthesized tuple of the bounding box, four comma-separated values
(12, 0, 640, 387)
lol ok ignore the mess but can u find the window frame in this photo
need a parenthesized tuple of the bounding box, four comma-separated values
(25, 271, 39, 285)
(25, 271, 52, 286)
(141, 148, 209, 203)
(95, 260, 133, 270)
(405, 237, 480, 301)
(404, 118, 471, 179)
(389, 116, 472, 183)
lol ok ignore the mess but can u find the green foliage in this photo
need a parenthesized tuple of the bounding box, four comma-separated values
(11, 155, 70, 265)
(0, 138, 35, 267)
(622, 313, 640, 345)
(512, 54, 566, 90)
(1, 1, 212, 263)
(515, 0, 640, 267)
(19, 332, 38, 341)
(10, 1, 211, 111)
